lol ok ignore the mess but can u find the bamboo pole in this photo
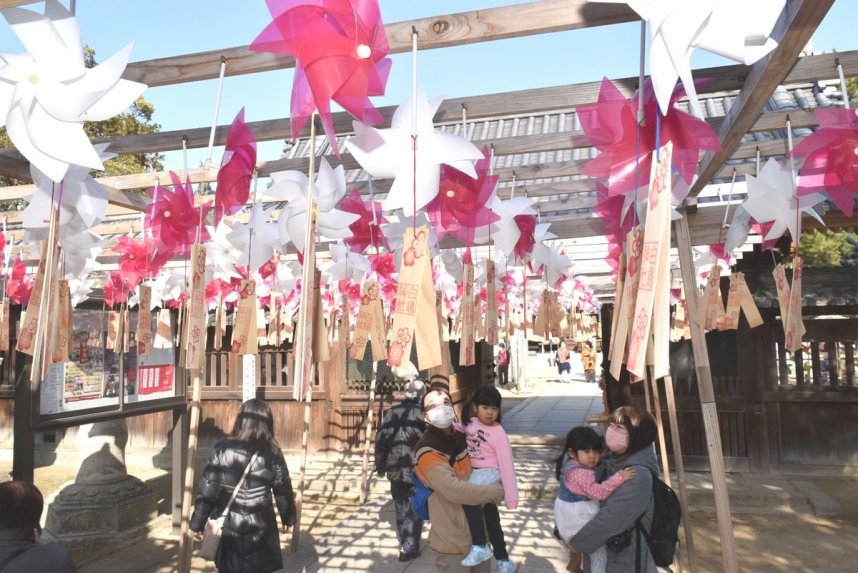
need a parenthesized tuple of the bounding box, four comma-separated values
(647, 366, 671, 487)
(177, 369, 202, 573)
(359, 358, 379, 504)
(663, 374, 699, 573)
(673, 213, 739, 573)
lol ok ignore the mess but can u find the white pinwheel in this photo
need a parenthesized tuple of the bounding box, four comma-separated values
(227, 202, 281, 272)
(264, 158, 358, 253)
(67, 277, 94, 307)
(204, 222, 242, 281)
(481, 196, 537, 259)
(529, 222, 558, 271)
(594, 0, 784, 117)
(345, 89, 484, 216)
(325, 240, 371, 282)
(21, 144, 114, 241)
(742, 158, 825, 244)
(0, 1, 146, 182)
(441, 249, 464, 283)
(58, 231, 103, 281)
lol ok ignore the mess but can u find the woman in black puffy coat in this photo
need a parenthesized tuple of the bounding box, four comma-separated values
(190, 398, 296, 573)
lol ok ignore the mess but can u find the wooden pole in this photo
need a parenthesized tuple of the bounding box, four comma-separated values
(290, 372, 313, 553)
(177, 369, 202, 573)
(663, 374, 699, 573)
(673, 213, 739, 573)
(359, 358, 379, 504)
(647, 366, 671, 487)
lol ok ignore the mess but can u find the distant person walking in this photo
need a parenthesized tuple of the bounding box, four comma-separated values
(0, 481, 78, 573)
(496, 342, 510, 387)
(556, 340, 571, 382)
(190, 398, 296, 573)
(581, 341, 597, 383)
(374, 378, 427, 562)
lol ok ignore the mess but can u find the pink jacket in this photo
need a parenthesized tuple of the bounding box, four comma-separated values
(463, 418, 519, 509)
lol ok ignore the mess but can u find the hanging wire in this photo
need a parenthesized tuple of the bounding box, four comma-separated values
(836, 57, 850, 110)
(205, 56, 229, 169)
(246, 170, 260, 270)
(509, 171, 517, 199)
(637, 20, 646, 126)
(410, 27, 419, 233)
(182, 135, 189, 180)
(717, 168, 738, 245)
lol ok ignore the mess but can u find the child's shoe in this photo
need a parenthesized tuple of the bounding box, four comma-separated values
(497, 559, 517, 573)
(461, 544, 493, 567)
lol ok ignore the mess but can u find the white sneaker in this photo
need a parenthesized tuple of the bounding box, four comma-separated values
(497, 559, 517, 573)
(461, 544, 493, 567)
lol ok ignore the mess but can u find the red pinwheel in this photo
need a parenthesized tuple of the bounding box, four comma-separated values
(577, 77, 720, 197)
(103, 270, 131, 307)
(511, 214, 537, 264)
(340, 189, 388, 253)
(7, 257, 33, 306)
(215, 108, 257, 225)
(593, 181, 633, 277)
(428, 146, 500, 245)
(145, 172, 211, 253)
(115, 236, 171, 288)
(251, 0, 392, 155)
(791, 108, 858, 216)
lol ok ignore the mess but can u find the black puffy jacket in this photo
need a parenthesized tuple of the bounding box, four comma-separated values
(190, 438, 296, 573)
(374, 398, 425, 483)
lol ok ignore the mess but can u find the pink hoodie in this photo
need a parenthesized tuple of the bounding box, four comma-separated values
(464, 417, 519, 509)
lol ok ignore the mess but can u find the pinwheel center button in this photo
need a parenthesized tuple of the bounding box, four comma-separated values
(28, 73, 38, 84)
(356, 44, 371, 59)
(164, 210, 171, 218)
(446, 189, 455, 198)
(852, 146, 858, 156)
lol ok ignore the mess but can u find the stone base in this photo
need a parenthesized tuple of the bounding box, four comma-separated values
(45, 476, 158, 539)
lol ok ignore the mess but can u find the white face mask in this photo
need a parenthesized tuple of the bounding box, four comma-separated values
(426, 405, 456, 428)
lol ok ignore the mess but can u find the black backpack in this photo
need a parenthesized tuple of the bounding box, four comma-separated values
(637, 470, 682, 569)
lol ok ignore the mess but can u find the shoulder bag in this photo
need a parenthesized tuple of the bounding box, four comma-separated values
(199, 450, 259, 561)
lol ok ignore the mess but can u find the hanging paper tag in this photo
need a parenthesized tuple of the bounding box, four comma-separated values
(698, 265, 723, 331)
(609, 227, 642, 380)
(106, 311, 120, 351)
(266, 298, 280, 347)
(627, 141, 673, 379)
(458, 252, 476, 366)
(184, 244, 208, 369)
(153, 308, 173, 348)
(784, 257, 805, 352)
(437, 290, 450, 343)
(231, 280, 258, 355)
(737, 274, 763, 328)
(485, 260, 499, 344)
(772, 263, 791, 334)
(137, 285, 152, 356)
(0, 299, 9, 352)
(723, 274, 742, 330)
(16, 259, 47, 356)
(213, 292, 226, 350)
(608, 253, 626, 350)
(388, 226, 440, 369)
(242, 354, 257, 402)
(350, 281, 387, 361)
(312, 270, 330, 362)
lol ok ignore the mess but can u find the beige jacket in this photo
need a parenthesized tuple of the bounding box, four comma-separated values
(415, 444, 504, 555)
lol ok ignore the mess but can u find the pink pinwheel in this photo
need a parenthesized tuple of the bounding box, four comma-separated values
(215, 108, 257, 225)
(114, 236, 172, 288)
(511, 214, 537, 264)
(578, 77, 720, 197)
(593, 181, 632, 276)
(7, 257, 33, 306)
(146, 172, 211, 253)
(103, 270, 131, 307)
(428, 146, 500, 245)
(251, 0, 392, 154)
(791, 108, 858, 216)
(340, 189, 388, 253)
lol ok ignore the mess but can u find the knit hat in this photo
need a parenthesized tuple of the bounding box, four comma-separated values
(404, 380, 425, 400)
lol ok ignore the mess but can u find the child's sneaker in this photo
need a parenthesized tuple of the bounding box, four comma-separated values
(497, 559, 517, 573)
(461, 544, 493, 567)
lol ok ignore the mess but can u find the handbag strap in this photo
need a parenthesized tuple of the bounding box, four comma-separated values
(222, 450, 259, 517)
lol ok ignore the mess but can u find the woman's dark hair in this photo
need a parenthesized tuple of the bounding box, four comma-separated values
(463, 385, 502, 426)
(554, 426, 604, 479)
(0, 481, 44, 537)
(611, 405, 657, 456)
(230, 398, 278, 450)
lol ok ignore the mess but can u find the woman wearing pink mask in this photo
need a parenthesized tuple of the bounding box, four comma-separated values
(570, 406, 659, 573)
(414, 377, 504, 572)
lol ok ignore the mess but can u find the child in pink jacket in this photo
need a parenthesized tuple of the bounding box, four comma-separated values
(459, 385, 518, 573)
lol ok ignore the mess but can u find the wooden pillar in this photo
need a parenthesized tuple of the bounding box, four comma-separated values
(171, 405, 188, 534)
(177, 369, 202, 573)
(674, 214, 739, 573)
(12, 361, 34, 483)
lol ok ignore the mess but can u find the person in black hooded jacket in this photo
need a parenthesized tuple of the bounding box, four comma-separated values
(190, 398, 296, 573)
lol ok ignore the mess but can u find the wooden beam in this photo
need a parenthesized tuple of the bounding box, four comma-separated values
(691, 0, 836, 195)
(121, 1, 638, 87)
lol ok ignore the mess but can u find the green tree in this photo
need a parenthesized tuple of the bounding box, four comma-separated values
(0, 46, 163, 210)
(799, 229, 858, 267)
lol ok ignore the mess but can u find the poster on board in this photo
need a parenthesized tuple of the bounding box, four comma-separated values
(125, 311, 176, 403)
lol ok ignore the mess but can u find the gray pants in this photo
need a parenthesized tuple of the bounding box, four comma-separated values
(390, 479, 423, 554)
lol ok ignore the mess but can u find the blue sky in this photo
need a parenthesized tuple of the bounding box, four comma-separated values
(1, 0, 857, 172)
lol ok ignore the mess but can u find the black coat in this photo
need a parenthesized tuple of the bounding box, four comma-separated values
(374, 398, 425, 483)
(190, 438, 296, 573)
